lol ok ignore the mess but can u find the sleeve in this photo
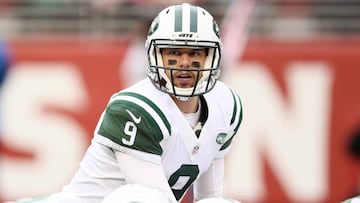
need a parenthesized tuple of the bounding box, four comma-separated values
(115, 151, 177, 203)
(219, 89, 243, 152)
(96, 99, 165, 156)
(193, 157, 224, 200)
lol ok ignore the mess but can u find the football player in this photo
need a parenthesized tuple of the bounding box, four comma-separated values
(43, 3, 243, 203)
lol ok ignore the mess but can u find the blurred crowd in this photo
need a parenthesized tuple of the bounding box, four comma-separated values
(0, 0, 359, 40)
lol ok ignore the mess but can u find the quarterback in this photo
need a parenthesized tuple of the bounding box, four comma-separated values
(13, 3, 243, 203)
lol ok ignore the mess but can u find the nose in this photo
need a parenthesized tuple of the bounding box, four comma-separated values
(179, 53, 191, 68)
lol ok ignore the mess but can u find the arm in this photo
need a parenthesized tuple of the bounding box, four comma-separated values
(193, 157, 224, 201)
(115, 151, 177, 203)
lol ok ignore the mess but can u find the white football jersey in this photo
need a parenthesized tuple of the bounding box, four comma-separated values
(59, 78, 243, 203)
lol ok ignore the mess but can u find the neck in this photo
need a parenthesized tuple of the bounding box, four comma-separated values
(172, 96, 199, 114)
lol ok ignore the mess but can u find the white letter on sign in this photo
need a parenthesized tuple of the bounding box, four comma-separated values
(223, 62, 333, 202)
(0, 63, 89, 200)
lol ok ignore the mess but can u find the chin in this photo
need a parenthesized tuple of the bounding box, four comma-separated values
(175, 82, 195, 88)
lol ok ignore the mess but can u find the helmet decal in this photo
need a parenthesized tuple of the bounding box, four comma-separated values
(213, 20, 220, 38)
(148, 16, 159, 36)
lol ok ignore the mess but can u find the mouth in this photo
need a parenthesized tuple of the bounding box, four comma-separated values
(177, 73, 192, 79)
(174, 72, 194, 86)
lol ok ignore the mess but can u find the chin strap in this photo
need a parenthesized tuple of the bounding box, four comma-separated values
(193, 95, 208, 137)
(175, 95, 193, 101)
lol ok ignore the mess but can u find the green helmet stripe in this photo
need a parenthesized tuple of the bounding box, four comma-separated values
(190, 5, 198, 32)
(174, 5, 183, 32)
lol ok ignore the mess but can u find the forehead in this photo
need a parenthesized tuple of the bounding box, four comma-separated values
(162, 47, 206, 52)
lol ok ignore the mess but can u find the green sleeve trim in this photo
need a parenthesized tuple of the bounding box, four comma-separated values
(230, 89, 243, 133)
(230, 90, 238, 125)
(220, 89, 243, 151)
(98, 99, 165, 155)
(234, 94, 243, 133)
(220, 134, 235, 151)
(114, 92, 171, 134)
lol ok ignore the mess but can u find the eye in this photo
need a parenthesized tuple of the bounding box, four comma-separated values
(168, 50, 181, 56)
(189, 52, 199, 57)
(189, 50, 203, 57)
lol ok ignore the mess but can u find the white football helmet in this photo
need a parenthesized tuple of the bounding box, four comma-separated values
(101, 184, 172, 203)
(145, 3, 222, 100)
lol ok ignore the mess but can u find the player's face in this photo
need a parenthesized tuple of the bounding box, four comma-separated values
(161, 48, 207, 88)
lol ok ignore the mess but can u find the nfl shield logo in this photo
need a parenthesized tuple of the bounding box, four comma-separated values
(192, 145, 200, 154)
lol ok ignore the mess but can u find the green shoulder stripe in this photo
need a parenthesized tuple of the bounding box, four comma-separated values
(220, 135, 234, 151)
(233, 94, 243, 133)
(97, 92, 171, 155)
(113, 92, 171, 134)
(220, 90, 243, 151)
(230, 89, 243, 131)
(230, 90, 238, 125)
